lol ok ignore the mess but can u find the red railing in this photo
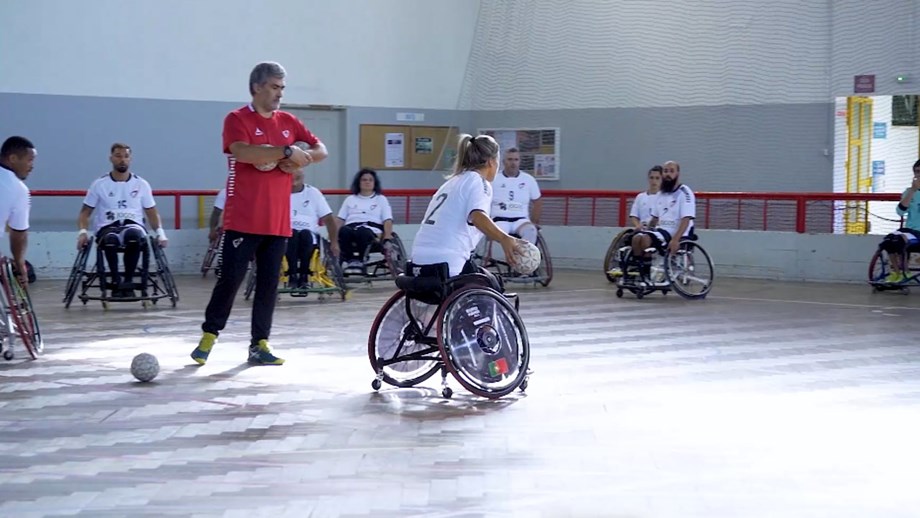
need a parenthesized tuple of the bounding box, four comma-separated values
(31, 189, 903, 233)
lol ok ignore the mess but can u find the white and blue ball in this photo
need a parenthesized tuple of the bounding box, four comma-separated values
(512, 241, 542, 275)
(131, 352, 160, 382)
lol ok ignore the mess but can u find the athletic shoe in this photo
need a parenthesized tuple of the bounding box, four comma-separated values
(248, 339, 285, 365)
(191, 332, 217, 365)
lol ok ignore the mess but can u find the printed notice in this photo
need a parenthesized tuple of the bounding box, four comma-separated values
(385, 133, 404, 167)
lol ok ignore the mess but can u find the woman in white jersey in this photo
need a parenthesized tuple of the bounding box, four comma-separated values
(337, 169, 394, 268)
(629, 165, 662, 229)
(411, 134, 524, 280)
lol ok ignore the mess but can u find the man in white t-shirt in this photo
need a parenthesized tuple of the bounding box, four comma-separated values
(629, 161, 696, 280)
(489, 147, 543, 244)
(287, 169, 339, 288)
(209, 187, 227, 244)
(0, 136, 35, 287)
(629, 165, 662, 229)
(76, 143, 169, 297)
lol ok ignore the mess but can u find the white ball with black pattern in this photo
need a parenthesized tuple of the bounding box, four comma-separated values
(511, 240, 542, 275)
(130, 352, 160, 382)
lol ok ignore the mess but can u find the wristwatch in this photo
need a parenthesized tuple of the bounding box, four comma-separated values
(283, 145, 293, 158)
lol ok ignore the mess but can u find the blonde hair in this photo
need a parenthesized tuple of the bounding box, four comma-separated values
(450, 134, 500, 178)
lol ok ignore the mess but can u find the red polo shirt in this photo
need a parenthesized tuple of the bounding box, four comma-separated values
(222, 104, 320, 237)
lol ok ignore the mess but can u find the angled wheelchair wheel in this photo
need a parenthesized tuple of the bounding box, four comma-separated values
(604, 229, 634, 283)
(436, 287, 530, 399)
(0, 258, 42, 359)
(665, 241, 714, 299)
(201, 233, 222, 277)
(320, 239, 348, 300)
(368, 291, 442, 387)
(151, 239, 179, 306)
(868, 249, 889, 286)
(243, 262, 256, 300)
(64, 243, 92, 307)
(535, 233, 553, 287)
(385, 233, 408, 277)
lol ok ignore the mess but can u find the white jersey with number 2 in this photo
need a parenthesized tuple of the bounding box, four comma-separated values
(411, 171, 493, 277)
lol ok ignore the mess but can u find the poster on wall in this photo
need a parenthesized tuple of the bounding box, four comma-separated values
(415, 137, 433, 154)
(477, 127, 560, 181)
(384, 133, 404, 167)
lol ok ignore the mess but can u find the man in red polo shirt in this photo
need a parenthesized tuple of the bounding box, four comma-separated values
(191, 61, 327, 366)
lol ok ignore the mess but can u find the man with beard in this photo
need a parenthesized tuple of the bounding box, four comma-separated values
(77, 143, 168, 297)
(628, 160, 696, 282)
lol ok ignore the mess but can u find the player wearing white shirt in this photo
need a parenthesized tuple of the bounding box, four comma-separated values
(411, 134, 526, 279)
(631, 161, 696, 265)
(76, 143, 168, 297)
(489, 148, 543, 244)
(286, 169, 339, 287)
(208, 187, 227, 244)
(0, 136, 36, 287)
(629, 165, 662, 229)
(337, 169, 394, 269)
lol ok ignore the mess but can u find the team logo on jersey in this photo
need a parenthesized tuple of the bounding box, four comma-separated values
(499, 202, 508, 211)
(130, 189, 139, 198)
(302, 200, 310, 207)
(255, 128, 264, 136)
(233, 238, 243, 248)
(282, 130, 291, 138)
(370, 204, 377, 210)
(105, 211, 115, 221)
(518, 182, 525, 189)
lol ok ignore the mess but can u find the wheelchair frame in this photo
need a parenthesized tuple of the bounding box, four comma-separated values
(868, 248, 920, 294)
(368, 272, 531, 399)
(244, 237, 349, 301)
(341, 232, 408, 285)
(472, 230, 553, 287)
(0, 257, 43, 360)
(613, 235, 715, 300)
(63, 236, 179, 309)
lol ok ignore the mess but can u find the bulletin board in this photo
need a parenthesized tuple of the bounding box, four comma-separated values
(359, 124, 460, 171)
(478, 127, 560, 181)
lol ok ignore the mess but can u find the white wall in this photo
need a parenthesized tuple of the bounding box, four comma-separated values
(831, 0, 920, 97)
(459, 0, 831, 109)
(0, 0, 479, 109)
(29, 226, 883, 286)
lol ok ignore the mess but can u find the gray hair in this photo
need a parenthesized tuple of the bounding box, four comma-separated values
(451, 134, 500, 177)
(249, 62, 286, 95)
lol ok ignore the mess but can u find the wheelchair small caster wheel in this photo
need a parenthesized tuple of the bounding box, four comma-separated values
(519, 379, 528, 392)
(3, 350, 13, 361)
(442, 387, 453, 399)
(371, 379, 382, 391)
(615, 289, 623, 298)
(636, 291, 644, 300)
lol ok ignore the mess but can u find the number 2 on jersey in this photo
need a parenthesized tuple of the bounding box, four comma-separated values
(423, 193, 448, 225)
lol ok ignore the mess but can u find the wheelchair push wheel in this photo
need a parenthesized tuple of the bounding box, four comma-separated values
(64, 243, 92, 308)
(368, 291, 442, 388)
(665, 241, 714, 299)
(534, 233, 553, 287)
(436, 286, 530, 399)
(0, 257, 43, 359)
(604, 229, 635, 283)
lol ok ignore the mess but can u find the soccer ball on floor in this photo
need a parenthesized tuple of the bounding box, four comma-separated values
(131, 352, 160, 382)
(511, 241, 542, 275)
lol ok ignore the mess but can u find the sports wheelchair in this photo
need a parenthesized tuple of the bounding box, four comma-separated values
(868, 239, 920, 294)
(610, 230, 714, 300)
(472, 230, 553, 287)
(342, 232, 408, 284)
(244, 237, 349, 301)
(63, 235, 179, 309)
(368, 264, 531, 399)
(0, 257, 42, 360)
(201, 228, 223, 277)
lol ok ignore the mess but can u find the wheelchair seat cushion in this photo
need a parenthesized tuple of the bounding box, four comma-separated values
(395, 275, 445, 306)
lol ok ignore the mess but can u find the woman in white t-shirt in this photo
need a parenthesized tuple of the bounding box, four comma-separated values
(411, 134, 524, 279)
(629, 165, 662, 229)
(337, 169, 393, 268)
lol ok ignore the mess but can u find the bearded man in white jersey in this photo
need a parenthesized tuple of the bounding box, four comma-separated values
(489, 147, 543, 245)
(77, 143, 168, 298)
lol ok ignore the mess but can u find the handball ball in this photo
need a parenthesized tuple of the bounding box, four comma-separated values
(512, 241, 542, 275)
(131, 352, 160, 382)
(254, 144, 277, 171)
